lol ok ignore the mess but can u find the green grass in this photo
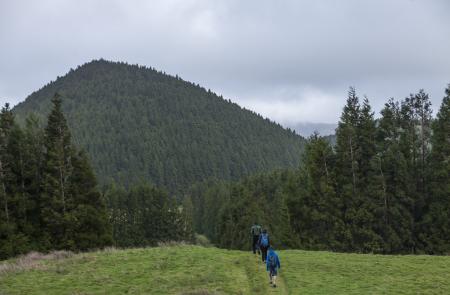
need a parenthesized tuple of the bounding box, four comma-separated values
(282, 250, 450, 294)
(0, 245, 449, 294)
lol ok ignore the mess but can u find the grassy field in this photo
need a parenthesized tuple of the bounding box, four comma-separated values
(0, 245, 449, 294)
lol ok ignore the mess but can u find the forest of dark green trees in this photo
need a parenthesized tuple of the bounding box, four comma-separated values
(191, 86, 450, 255)
(13, 59, 305, 194)
(0, 95, 111, 259)
(2, 59, 449, 259)
(105, 183, 194, 248)
(0, 95, 193, 259)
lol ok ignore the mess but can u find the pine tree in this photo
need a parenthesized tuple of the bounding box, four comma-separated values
(0, 104, 14, 226)
(273, 190, 296, 249)
(374, 99, 413, 253)
(400, 90, 433, 252)
(0, 104, 25, 258)
(415, 91, 433, 198)
(69, 150, 112, 250)
(296, 133, 345, 251)
(421, 86, 450, 253)
(334, 87, 361, 250)
(40, 93, 75, 249)
(22, 115, 46, 248)
(7, 123, 35, 254)
(353, 97, 383, 252)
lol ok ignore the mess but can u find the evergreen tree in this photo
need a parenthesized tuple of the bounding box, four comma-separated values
(334, 90, 383, 252)
(400, 90, 433, 252)
(0, 104, 14, 226)
(0, 104, 27, 258)
(373, 99, 413, 252)
(334, 88, 361, 250)
(40, 93, 75, 249)
(7, 123, 35, 254)
(22, 115, 46, 248)
(355, 97, 383, 252)
(421, 87, 450, 253)
(69, 150, 112, 250)
(292, 134, 345, 251)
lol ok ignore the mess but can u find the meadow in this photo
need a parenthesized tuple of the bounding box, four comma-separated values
(1, 245, 449, 294)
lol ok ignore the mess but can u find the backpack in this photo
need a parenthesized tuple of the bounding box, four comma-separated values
(269, 254, 277, 268)
(260, 233, 269, 247)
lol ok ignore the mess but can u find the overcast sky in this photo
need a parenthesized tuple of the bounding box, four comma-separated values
(1, 0, 450, 126)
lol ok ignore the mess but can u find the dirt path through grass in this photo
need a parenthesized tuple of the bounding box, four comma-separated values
(249, 253, 288, 295)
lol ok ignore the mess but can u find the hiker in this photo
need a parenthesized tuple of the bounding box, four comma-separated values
(258, 229, 270, 263)
(266, 246, 281, 288)
(250, 222, 262, 254)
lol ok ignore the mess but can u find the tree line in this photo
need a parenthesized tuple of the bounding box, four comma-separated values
(104, 182, 194, 248)
(0, 94, 112, 259)
(190, 86, 449, 254)
(0, 94, 193, 260)
(2, 85, 447, 259)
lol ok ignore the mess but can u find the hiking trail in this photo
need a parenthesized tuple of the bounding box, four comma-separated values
(249, 253, 288, 295)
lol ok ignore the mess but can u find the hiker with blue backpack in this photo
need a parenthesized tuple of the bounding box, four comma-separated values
(266, 246, 281, 288)
(258, 229, 270, 263)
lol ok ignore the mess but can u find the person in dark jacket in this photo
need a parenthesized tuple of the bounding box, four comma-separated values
(250, 222, 262, 254)
(266, 246, 281, 288)
(258, 229, 270, 263)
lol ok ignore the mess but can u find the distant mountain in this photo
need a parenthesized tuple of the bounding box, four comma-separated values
(13, 59, 306, 193)
(288, 122, 337, 137)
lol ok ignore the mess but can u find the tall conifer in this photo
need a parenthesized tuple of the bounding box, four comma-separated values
(69, 151, 112, 250)
(41, 93, 75, 249)
(300, 133, 345, 250)
(374, 99, 413, 252)
(421, 87, 450, 253)
(334, 87, 360, 250)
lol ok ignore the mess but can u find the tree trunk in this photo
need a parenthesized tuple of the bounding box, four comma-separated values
(322, 150, 329, 181)
(378, 155, 388, 225)
(58, 125, 66, 214)
(19, 148, 27, 221)
(0, 159, 9, 224)
(59, 163, 66, 213)
(349, 135, 357, 194)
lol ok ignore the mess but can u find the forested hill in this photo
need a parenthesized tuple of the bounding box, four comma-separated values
(13, 59, 305, 193)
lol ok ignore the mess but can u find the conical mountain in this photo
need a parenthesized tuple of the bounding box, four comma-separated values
(13, 59, 305, 193)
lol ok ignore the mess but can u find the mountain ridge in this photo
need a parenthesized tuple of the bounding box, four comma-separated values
(13, 59, 306, 193)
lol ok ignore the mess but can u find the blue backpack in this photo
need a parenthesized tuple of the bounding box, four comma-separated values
(269, 254, 277, 267)
(260, 233, 269, 247)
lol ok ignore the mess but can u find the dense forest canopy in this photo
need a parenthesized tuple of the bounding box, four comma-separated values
(3, 58, 448, 258)
(191, 86, 450, 255)
(13, 59, 305, 194)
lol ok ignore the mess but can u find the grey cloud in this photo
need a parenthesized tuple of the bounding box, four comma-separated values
(1, 0, 449, 125)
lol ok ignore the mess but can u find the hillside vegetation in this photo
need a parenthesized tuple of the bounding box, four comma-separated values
(13, 60, 305, 193)
(1, 245, 449, 294)
(191, 87, 450, 255)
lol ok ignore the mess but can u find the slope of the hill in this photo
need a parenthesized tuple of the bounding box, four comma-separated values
(1, 245, 449, 294)
(13, 59, 305, 193)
